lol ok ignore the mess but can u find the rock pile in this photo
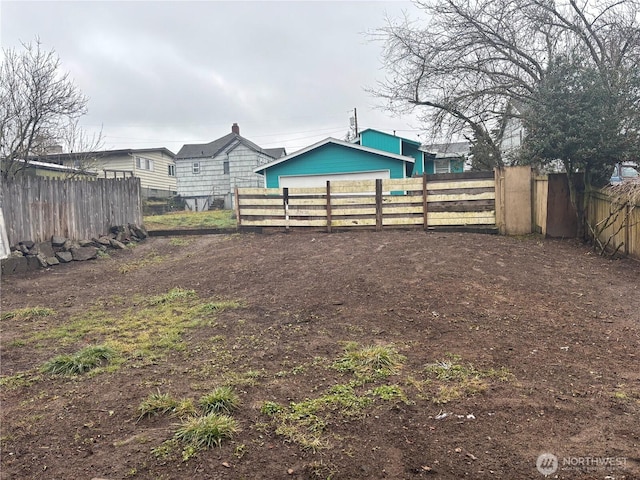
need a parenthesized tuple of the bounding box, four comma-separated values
(1, 224, 148, 275)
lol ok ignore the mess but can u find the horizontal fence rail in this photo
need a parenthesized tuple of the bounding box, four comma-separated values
(235, 172, 496, 232)
(1, 176, 142, 245)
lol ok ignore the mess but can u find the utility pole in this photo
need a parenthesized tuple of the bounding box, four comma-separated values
(353, 107, 358, 138)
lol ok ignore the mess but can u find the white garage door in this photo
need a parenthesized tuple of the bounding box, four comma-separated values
(279, 170, 390, 189)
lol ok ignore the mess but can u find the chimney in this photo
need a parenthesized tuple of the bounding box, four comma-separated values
(231, 123, 240, 135)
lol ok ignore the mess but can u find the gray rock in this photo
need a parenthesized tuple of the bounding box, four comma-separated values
(56, 251, 73, 263)
(36, 254, 49, 268)
(129, 224, 148, 239)
(71, 246, 98, 261)
(62, 239, 79, 251)
(10, 250, 23, 258)
(51, 235, 67, 247)
(1, 256, 28, 274)
(79, 239, 95, 247)
(27, 255, 41, 270)
(19, 244, 30, 254)
(34, 242, 55, 257)
(109, 239, 127, 249)
(19, 240, 35, 249)
(96, 236, 112, 246)
(46, 256, 60, 266)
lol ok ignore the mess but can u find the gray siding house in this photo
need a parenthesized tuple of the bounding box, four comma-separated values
(176, 124, 285, 210)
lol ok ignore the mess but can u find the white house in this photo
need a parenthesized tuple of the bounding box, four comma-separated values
(45, 147, 177, 198)
(175, 124, 285, 211)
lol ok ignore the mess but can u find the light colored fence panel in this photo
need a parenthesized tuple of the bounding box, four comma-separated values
(1, 176, 142, 245)
(533, 176, 549, 235)
(587, 191, 639, 259)
(235, 173, 496, 231)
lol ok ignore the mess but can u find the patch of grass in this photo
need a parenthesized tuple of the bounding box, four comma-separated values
(138, 392, 196, 420)
(332, 342, 405, 382)
(0, 371, 41, 390)
(148, 288, 197, 305)
(174, 413, 239, 449)
(423, 354, 512, 404)
(143, 210, 236, 231)
(432, 378, 488, 404)
(199, 387, 240, 415)
(2, 306, 55, 321)
(41, 345, 116, 375)
(118, 252, 164, 274)
(169, 238, 193, 247)
(151, 439, 179, 459)
(138, 391, 180, 419)
(32, 289, 242, 361)
(222, 369, 265, 387)
(260, 401, 284, 416)
(196, 299, 243, 313)
(370, 384, 410, 403)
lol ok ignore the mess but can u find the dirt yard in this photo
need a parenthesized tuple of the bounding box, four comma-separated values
(1, 230, 639, 480)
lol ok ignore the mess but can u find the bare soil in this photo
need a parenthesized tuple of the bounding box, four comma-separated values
(1, 230, 639, 480)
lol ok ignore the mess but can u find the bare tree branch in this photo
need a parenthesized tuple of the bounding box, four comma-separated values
(1, 39, 89, 179)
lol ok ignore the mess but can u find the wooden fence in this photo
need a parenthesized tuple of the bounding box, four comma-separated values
(1, 176, 142, 246)
(235, 172, 496, 231)
(587, 190, 640, 259)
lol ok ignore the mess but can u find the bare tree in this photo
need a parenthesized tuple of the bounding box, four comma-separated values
(0, 39, 89, 179)
(371, 0, 640, 167)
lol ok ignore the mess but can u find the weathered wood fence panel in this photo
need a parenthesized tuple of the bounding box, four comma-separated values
(1, 176, 142, 245)
(587, 191, 640, 259)
(235, 172, 496, 231)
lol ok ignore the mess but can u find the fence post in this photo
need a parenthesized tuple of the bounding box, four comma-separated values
(422, 174, 428, 231)
(234, 186, 241, 227)
(625, 203, 630, 256)
(375, 179, 383, 231)
(326, 181, 332, 233)
(283, 187, 289, 231)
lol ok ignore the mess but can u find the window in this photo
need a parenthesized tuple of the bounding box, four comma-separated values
(434, 159, 450, 174)
(223, 160, 230, 175)
(193, 162, 200, 174)
(168, 164, 176, 177)
(135, 156, 154, 171)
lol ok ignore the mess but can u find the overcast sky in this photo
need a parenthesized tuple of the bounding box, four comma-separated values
(2, 1, 429, 155)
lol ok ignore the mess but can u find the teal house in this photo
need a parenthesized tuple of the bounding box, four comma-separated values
(356, 129, 466, 175)
(254, 129, 466, 188)
(254, 135, 415, 189)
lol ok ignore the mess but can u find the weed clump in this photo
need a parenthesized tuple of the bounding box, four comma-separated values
(41, 345, 115, 375)
(174, 413, 239, 448)
(198, 386, 240, 415)
(423, 354, 512, 404)
(332, 342, 405, 381)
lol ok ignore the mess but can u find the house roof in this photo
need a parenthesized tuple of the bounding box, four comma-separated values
(264, 147, 287, 159)
(13, 158, 99, 175)
(177, 133, 280, 160)
(359, 128, 422, 147)
(421, 142, 470, 157)
(43, 147, 176, 163)
(254, 137, 415, 174)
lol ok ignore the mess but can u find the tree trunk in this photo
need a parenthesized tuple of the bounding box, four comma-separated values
(566, 169, 587, 240)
